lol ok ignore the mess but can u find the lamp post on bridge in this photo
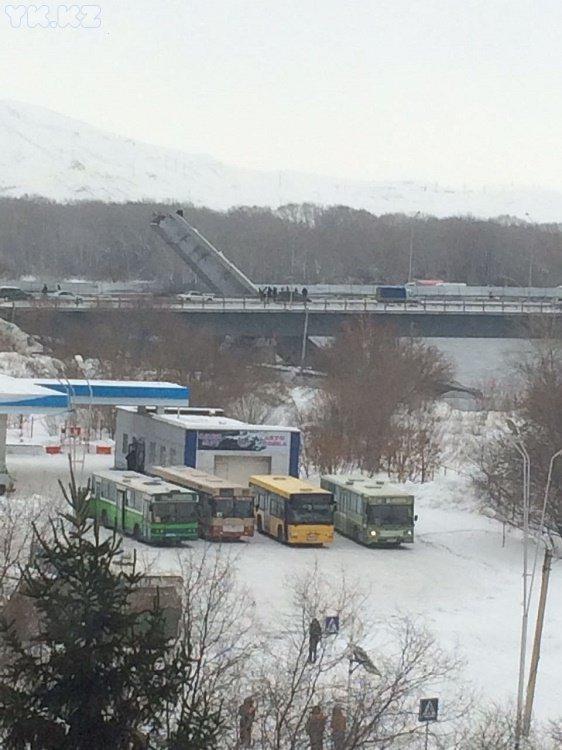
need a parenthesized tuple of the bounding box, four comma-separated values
(408, 211, 421, 284)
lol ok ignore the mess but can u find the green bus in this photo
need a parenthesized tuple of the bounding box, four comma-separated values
(90, 470, 199, 544)
(320, 475, 416, 546)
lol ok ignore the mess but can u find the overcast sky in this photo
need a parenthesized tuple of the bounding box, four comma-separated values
(1, 0, 561, 188)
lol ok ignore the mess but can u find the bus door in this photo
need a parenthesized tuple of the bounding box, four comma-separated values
(199, 493, 212, 536)
(143, 498, 151, 539)
(116, 489, 126, 531)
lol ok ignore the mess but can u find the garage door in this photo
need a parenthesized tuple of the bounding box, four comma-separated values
(214, 455, 272, 486)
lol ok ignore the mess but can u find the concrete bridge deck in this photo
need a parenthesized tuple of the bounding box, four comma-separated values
(1, 296, 561, 339)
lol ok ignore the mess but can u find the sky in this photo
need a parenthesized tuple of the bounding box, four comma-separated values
(0, 0, 561, 189)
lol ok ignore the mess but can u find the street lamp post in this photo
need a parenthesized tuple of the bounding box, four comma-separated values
(506, 421, 531, 750)
(408, 211, 421, 284)
(525, 212, 534, 288)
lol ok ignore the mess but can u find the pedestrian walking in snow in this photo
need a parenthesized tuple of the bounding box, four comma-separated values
(239, 696, 256, 748)
(306, 705, 326, 750)
(331, 705, 346, 750)
(308, 617, 322, 663)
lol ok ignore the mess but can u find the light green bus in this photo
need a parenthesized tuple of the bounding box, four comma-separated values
(90, 470, 199, 544)
(320, 475, 416, 546)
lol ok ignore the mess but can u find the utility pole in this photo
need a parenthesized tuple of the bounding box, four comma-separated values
(522, 546, 553, 736)
(521, 447, 562, 738)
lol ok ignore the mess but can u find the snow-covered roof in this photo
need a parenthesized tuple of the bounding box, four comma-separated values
(92, 469, 196, 497)
(322, 475, 413, 499)
(119, 407, 298, 432)
(0, 374, 69, 414)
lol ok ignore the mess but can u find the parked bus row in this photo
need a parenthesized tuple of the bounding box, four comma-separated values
(252, 474, 416, 547)
(90, 468, 254, 544)
(89, 469, 416, 548)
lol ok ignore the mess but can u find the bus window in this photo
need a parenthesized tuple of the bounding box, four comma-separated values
(286, 495, 334, 525)
(366, 504, 411, 525)
(152, 496, 197, 524)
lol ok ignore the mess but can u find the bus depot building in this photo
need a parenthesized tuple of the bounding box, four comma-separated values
(115, 407, 300, 486)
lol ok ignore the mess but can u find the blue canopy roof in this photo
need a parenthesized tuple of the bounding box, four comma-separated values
(0, 375, 69, 414)
(24, 379, 189, 407)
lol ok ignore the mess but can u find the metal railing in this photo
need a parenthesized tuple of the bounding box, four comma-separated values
(1, 296, 562, 315)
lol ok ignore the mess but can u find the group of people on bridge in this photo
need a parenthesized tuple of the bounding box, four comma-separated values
(258, 286, 309, 303)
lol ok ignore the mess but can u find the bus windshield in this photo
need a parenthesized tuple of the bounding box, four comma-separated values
(152, 494, 198, 523)
(286, 494, 333, 525)
(366, 503, 412, 526)
(213, 498, 254, 519)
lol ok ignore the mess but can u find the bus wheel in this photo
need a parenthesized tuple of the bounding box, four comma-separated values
(257, 516, 263, 534)
(353, 526, 361, 544)
(100, 510, 109, 528)
(133, 524, 141, 540)
(277, 526, 285, 544)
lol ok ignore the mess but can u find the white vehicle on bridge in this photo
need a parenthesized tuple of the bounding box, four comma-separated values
(48, 290, 83, 303)
(177, 290, 215, 302)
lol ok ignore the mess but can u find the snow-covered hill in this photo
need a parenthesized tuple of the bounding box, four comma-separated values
(1, 99, 562, 221)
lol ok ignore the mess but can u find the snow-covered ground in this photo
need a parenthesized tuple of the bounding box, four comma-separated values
(7, 450, 562, 723)
(2, 100, 562, 220)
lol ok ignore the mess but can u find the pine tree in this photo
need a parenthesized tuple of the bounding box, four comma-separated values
(0, 466, 222, 749)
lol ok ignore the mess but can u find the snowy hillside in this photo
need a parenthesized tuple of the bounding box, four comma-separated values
(1, 100, 562, 221)
(0, 319, 61, 378)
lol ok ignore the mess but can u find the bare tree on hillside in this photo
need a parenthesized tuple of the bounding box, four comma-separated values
(305, 321, 451, 474)
(472, 337, 562, 533)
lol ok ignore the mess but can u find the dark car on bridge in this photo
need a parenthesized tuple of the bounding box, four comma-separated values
(0, 286, 32, 301)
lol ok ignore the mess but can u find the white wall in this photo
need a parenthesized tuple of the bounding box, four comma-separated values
(195, 449, 290, 476)
(115, 410, 297, 479)
(115, 410, 185, 472)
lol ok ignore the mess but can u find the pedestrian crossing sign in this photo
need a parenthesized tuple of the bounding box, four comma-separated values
(324, 615, 339, 635)
(418, 698, 439, 722)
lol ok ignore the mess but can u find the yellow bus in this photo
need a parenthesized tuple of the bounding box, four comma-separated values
(250, 475, 334, 546)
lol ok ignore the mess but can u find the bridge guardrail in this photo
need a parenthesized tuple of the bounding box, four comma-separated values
(0, 296, 561, 314)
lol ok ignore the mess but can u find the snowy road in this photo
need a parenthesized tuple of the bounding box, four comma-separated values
(9, 453, 562, 722)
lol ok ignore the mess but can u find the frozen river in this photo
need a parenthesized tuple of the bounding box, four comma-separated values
(424, 337, 534, 386)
